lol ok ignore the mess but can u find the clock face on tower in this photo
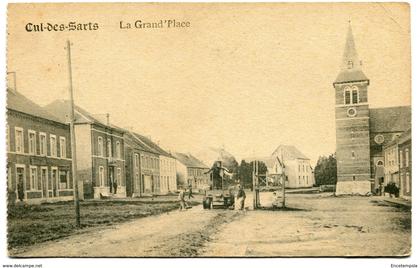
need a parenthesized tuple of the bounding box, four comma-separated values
(347, 107, 357, 117)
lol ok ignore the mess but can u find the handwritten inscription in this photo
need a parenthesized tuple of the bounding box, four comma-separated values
(119, 20, 191, 29)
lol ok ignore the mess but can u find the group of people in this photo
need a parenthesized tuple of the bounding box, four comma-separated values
(178, 184, 247, 211)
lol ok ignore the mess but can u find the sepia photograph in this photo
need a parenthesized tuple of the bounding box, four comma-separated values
(2, 2, 414, 261)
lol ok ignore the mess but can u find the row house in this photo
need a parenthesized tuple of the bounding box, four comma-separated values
(6, 90, 73, 203)
(124, 132, 177, 196)
(133, 134, 177, 194)
(44, 100, 126, 199)
(173, 152, 209, 190)
(383, 129, 411, 198)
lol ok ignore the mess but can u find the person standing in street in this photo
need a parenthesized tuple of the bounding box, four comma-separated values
(178, 188, 186, 211)
(188, 183, 194, 199)
(237, 185, 246, 210)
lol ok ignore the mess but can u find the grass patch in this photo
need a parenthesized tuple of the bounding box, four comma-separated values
(8, 197, 200, 250)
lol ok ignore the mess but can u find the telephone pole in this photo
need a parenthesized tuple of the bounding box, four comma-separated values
(67, 40, 81, 227)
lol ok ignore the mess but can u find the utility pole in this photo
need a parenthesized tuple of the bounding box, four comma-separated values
(281, 151, 286, 208)
(67, 40, 81, 227)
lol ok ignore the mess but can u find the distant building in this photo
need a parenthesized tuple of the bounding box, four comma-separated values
(129, 133, 177, 194)
(173, 152, 209, 190)
(333, 24, 411, 195)
(6, 90, 73, 202)
(44, 100, 126, 199)
(242, 156, 285, 187)
(383, 129, 411, 198)
(245, 145, 314, 189)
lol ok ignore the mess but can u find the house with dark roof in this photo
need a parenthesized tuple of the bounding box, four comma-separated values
(333, 24, 411, 195)
(124, 131, 177, 196)
(44, 100, 126, 199)
(6, 89, 73, 202)
(173, 152, 209, 190)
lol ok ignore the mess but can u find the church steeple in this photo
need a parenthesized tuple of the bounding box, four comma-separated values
(341, 22, 361, 70)
(334, 22, 369, 85)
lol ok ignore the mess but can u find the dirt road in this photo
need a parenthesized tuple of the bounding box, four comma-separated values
(12, 205, 243, 257)
(13, 193, 411, 257)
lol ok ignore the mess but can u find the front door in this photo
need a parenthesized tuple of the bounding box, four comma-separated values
(41, 167, 48, 198)
(51, 168, 58, 197)
(16, 167, 25, 201)
(108, 166, 114, 193)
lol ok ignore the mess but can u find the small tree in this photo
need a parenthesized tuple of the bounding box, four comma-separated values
(238, 160, 267, 189)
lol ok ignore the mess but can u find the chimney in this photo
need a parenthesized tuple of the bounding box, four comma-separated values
(106, 113, 110, 126)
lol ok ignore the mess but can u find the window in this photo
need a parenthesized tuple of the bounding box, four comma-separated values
(99, 166, 105, 186)
(405, 149, 409, 167)
(141, 155, 144, 168)
(59, 170, 70, 189)
(39, 133, 47, 156)
(352, 89, 358, 104)
(15, 127, 24, 153)
(116, 141, 121, 159)
(41, 167, 48, 192)
(30, 166, 38, 190)
(50, 135, 57, 157)
(406, 172, 410, 193)
(347, 60, 353, 69)
(98, 137, 103, 156)
(107, 139, 112, 157)
(399, 150, 403, 168)
(59, 137, 66, 158)
(351, 151, 355, 159)
(28, 130, 36, 155)
(117, 168, 122, 186)
(134, 153, 139, 168)
(345, 90, 351, 105)
(344, 86, 359, 105)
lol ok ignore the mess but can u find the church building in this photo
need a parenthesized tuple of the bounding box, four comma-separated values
(333, 23, 411, 195)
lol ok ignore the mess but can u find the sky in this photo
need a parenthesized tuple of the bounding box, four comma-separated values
(6, 3, 411, 165)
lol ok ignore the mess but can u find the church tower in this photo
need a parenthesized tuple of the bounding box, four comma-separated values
(333, 23, 371, 195)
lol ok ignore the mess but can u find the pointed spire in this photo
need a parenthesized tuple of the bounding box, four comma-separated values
(341, 22, 361, 71)
(334, 21, 369, 85)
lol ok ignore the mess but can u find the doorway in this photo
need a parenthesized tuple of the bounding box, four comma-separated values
(108, 166, 115, 193)
(41, 167, 48, 198)
(51, 167, 58, 197)
(16, 166, 25, 201)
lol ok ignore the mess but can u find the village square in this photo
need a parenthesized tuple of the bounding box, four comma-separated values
(4, 3, 411, 258)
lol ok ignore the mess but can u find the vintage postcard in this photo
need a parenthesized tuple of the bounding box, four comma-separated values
(5, 3, 411, 258)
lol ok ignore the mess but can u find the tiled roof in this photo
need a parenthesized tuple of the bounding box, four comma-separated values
(369, 106, 411, 133)
(241, 156, 282, 169)
(334, 69, 369, 84)
(173, 152, 208, 169)
(7, 90, 64, 124)
(43, 100, 125, 132)
(271, 145, 310, 160)
(132, 133, 173, 158)
(124, 132, 158, 154)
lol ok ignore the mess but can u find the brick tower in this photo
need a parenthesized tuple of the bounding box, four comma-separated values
(333, 23, 371, 195)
